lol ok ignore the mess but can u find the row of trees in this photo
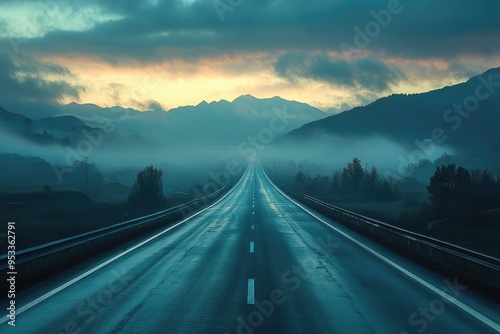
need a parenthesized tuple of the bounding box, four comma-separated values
(334, 158, 400, 201)
(294, 157, 399, 201)
(331, 158, 382, 200)
(291, 157, 500, 218)
(404, 153, 459, 183)
(427, 164, 500, 217)
(128, 161, 500, 218)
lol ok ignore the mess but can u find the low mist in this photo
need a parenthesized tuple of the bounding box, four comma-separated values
(261, 132, 454, 177)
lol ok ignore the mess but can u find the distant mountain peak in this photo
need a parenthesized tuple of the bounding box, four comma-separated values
(482, 66, 500, 75)
(463, 66, 500, 85)
(270, 95, 285, 100)
(66, 102, 100, 109)
(233, 94, 258, 103)
(213, 99, 229, 104)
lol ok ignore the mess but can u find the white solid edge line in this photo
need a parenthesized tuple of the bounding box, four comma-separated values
(261, 166, 500, 332)
(0, 167, 250, 324)
(247, 278, 255, 304)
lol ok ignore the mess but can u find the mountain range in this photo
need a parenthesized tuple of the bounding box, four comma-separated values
(1, 95, 326, 154)
(284, 67, 500, 167)
(1, 68, 499, 170)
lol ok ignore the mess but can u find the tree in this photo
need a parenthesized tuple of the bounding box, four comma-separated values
(340, 168, 351, 195)
(42, 185, 53, 193)
(347, 157, 364, 199)
(405, 159, 434, 182)
(427, 164, 500, 216)
(129, 165, 166, 209)
(378, 180, 400, 201)
(434, 153, 456, 168)
(331, 171, 341, 194)
(427, 164, 475, 216)
(367, 166, 379, 195)
(454, 166, 472, 211)
(294, 170, 306, 184)
(476, 169, 498, 210)
(427, 164, 457, 214)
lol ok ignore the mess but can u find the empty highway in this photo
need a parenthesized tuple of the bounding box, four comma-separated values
(2, 165, 499, 333)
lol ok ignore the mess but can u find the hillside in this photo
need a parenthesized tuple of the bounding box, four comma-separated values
(1, 95, 327, 172)
(286, 68, 500, 166)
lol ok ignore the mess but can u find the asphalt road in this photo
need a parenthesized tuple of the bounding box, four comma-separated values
(2, 165, 499, 333)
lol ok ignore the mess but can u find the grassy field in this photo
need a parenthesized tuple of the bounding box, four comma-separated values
(0, 169, 243, 250)
(0, 190, 193, 250)
(430, 210, 500, 258)
(1, 191, 125, 249)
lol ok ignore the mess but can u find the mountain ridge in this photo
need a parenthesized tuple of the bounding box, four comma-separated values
(1, 94, 327, 151)
(284, 67, 500, 166)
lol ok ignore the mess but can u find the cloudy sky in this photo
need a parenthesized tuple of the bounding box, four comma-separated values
(0, 0, 499, 112)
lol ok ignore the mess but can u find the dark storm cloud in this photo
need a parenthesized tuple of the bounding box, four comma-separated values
(275, 53, 404, 92)
(0, 53, 84, 102)
(1, 0, 499, 63)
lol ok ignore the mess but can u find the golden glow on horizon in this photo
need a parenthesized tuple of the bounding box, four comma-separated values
(50, 54, 499, 112)
(52, 55, 311, 110)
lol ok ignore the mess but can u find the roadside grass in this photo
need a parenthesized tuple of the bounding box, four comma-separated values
(0, 191, 189, 250)
(0, 191, 126, 249)
(0, 175, 238, 251)
(429, 210, 500, 258)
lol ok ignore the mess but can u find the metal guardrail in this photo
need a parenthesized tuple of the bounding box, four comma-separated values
(0, 186, 226, 270)
(303, 194, 500, 270)
(262, 165, 499, 291)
